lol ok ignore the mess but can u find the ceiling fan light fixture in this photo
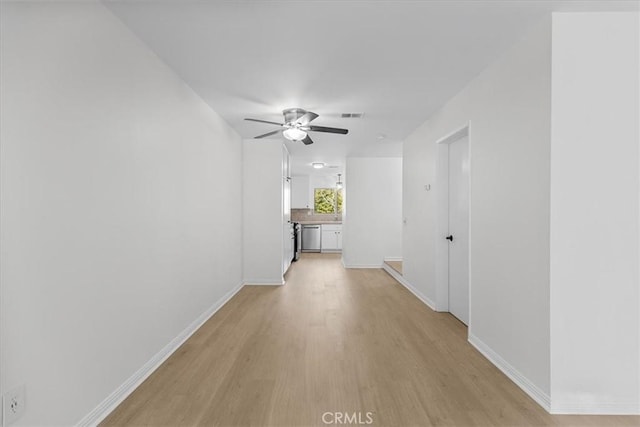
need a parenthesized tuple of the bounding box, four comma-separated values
(283, 128, 307, 141)
(245, 109, 348, 145)
(312, 162, 325, 169)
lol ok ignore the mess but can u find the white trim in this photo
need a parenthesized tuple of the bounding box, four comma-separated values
(382, 264, 437, 311)
(242, 279, 285, 285)
(435, 123, 471, 315)
(343, 264, 383, 269)
(435, 141, 450, 311)
(468, 333, 551, 412)
(550, 400, 640, 415)
(76, 282, 244, 427)
(383, 257, 403, 262)
(435, 123, 469, 145)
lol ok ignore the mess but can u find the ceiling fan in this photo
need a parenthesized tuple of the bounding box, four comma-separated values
(244, 108, 348, 145)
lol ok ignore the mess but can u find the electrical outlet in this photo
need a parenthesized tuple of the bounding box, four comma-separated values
(3, 385, 25, 425)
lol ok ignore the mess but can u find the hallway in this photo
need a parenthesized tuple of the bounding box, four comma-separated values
(102, 255, 638, 426)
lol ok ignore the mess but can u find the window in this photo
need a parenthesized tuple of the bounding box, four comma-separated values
(314, 188, 343, 214)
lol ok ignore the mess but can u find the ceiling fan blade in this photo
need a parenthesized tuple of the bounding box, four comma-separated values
(295, 111, 319, 125)
(244, 118, 283, 126)
(254, 130, 281, 139)
(308, 125, 349, 135)
(301, 135, 314, 145)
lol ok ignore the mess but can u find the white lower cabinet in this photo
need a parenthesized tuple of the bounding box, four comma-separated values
(321, 224, 342, 252)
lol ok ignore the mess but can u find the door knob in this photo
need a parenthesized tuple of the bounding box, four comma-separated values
(446, 235, 453, 241)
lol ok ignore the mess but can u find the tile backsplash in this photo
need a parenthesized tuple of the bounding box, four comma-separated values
(291, 208, 342, 222)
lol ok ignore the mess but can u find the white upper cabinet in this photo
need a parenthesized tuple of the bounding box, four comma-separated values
(291, 175, 311, 209)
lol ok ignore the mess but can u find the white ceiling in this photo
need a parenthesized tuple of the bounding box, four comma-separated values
(104, 0, 637, 175)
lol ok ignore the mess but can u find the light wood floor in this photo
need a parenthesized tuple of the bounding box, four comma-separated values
(102, 254, 638, 426)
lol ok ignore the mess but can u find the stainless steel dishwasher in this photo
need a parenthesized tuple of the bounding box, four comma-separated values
(301, 224, 321, 252)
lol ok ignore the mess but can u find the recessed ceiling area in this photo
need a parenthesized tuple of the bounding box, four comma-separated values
(104, 0, 638, 174)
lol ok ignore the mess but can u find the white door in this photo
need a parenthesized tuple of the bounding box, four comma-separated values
(447, 136, 469, 325)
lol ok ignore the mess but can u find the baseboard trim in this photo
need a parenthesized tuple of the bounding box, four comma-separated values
(383, 257, 403, 262)
(77, 281, 244, 427)
(382, 264, 437, 311)
(242, 279, 284, 285)
(343, 264, 383, 269)
(342, 257, 383, 268)
(468, 333, 551, 412)
(551, 400, 640, 415)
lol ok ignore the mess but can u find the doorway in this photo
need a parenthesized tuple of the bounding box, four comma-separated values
(436, 125, 470, 326)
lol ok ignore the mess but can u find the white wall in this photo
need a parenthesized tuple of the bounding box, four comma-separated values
(402, 18, 552, 403)
(242, 140, 284, 284)
(310, 174, 340, 193)
(343, 157, 402, 267)
(0, 2, 243, 425)
(550, 12, 640, 414)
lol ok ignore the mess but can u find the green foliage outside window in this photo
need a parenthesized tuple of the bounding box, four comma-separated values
(314, 188, 343, 214)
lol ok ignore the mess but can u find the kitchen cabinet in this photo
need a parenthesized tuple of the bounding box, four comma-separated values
(321, 224, 342, 252)
(291, 175, 311, 208)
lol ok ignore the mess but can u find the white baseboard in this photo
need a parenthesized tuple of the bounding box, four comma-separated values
(382, 264, 436, 311)
(77, 281, 244, 427)
(468, 333, 551, 412)
(343, 264, 383, 269)
(242, 279, 284, 285)
(551, 399, 640, 415)
(383, 257, 403, 262)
